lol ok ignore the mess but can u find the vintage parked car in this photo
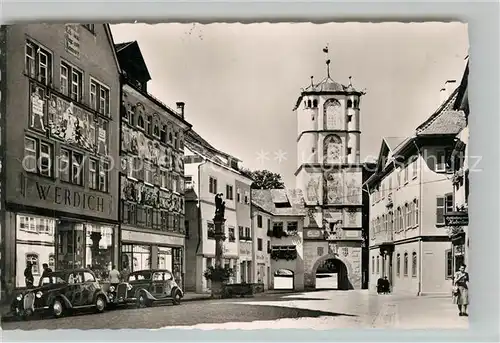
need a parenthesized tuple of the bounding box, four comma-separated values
(106, 269, 183, 308)
(10, 268, 109, 319)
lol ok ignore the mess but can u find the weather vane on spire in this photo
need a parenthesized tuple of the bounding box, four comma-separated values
(323, 44, 331, 78)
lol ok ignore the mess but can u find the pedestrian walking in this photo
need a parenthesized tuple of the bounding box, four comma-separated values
(24, 262, 34, 288)
(382, 276, 391, 294)
(41, 263, 52, 278)
(452, 264, 469, 316)
(109, 265, 121, 284)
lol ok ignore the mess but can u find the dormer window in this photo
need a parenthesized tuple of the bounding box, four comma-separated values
(137, 116, 145, 130)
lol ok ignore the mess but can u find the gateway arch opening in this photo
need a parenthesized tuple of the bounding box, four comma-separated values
(315, 258, 350, 290)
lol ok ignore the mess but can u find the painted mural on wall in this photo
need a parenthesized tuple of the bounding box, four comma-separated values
(305, 208, 321, 228)
(344, 208, 361, 227)
(29, 83, 47, 133)
(323, 209, 343, 240)
(306, 175, 321, 203)
(122, 124, 179, 169)
(343, 171, 362, 205)
(324, 170, 343, 204)
(121, 176, 183, 213)
(323, 135, 343, 164)
(48, 94, 97, 151)
(323, 98, 343, 130)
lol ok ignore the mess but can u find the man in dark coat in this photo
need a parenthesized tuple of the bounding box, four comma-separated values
(24, 262, 34, 288)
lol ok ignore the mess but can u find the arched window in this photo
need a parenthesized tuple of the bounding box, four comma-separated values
(161, 125, 167, 143)
(137, 116, 145, 130)
(179, 133, 184, 150)
(306, 99, 311, 108)
(312, 99, 318, 108)
(403, 252, 409, 276)
(323, 134, 342, 163)
(323, 98, 343, 130)
(347, 99, 353, 108)
(414, 199, 419, 226)
(412, 252, 417, 277)
(399, 208, 404, 232)
(26, 253, 40, 275)
(147, 115, 153, 134)
(354, 99, 359, 109)
(129, 106, 136, 125)
(372, 256, 375, 274)
(396, 253, 401, 276)
(48, 253, 55, 270)
(376, 256, 380, 274)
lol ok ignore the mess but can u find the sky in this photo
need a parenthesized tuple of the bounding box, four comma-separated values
(110, 22, 469, 188)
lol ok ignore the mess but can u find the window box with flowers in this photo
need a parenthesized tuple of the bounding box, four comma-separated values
(270, 246, 298, 261)
(203, 265, 234, 283)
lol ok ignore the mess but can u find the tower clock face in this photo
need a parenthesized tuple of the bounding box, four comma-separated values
(324, 99, 343, 130)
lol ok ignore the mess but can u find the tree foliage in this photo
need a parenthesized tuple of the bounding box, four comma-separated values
(241, 168, 285, 190)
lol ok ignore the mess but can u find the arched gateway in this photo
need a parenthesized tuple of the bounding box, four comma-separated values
(312, 254, 354, 290)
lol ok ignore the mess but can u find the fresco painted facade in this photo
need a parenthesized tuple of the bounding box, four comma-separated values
(1, 24, 121, 294)
(118, 79, 190, 288)
(294, 71, 366, 290)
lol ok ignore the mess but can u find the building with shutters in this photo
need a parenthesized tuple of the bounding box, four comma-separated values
(183, 130, 253, 293)
(365, 63, 468, 295)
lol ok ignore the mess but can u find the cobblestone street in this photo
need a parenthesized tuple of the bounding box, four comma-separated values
(1, 290, 468, 330)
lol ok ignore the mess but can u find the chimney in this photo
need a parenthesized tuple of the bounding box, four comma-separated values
(176, 102, 185, 118)
(441, 79, 457, 104)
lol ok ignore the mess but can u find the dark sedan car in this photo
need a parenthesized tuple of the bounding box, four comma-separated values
(107, 269, 183, 308)
(10, 268, 109, 319)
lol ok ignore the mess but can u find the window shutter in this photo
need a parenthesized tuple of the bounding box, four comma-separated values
(436, 196, 445, 225)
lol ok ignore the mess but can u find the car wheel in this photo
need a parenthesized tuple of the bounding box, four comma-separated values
(52, 299, 65, 318)
(95, 295, 106, 313)
(137, 293, 149, 308)
(172, 291, 181, 305)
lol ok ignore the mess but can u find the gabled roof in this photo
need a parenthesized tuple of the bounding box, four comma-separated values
(251, 189, 306, 217)
(185, 129, 243, 173)
(416, 110, 466, 136)
(454, 60, 469, 116)
(114, 40, 152, 82)
(104, 24, 122, 75)
(383, 137, 408, 152)
(416, 85, 466, 136)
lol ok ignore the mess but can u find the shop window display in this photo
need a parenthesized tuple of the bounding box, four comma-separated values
(16, 214, 55, 287)
(56, 220, 115, 281)
(121, 244, 152, 276)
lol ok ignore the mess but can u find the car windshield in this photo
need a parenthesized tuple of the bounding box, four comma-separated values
(39, 272, 67, 286)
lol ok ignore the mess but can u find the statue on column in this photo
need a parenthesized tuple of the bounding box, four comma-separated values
(215, 193, 225, 219)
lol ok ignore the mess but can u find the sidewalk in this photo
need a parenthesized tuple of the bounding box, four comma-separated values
(374, 294, 469, 329)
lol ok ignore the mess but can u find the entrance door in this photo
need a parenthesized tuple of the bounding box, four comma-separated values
(315, 258, 349, 290)
(273, 269, 294, 290)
